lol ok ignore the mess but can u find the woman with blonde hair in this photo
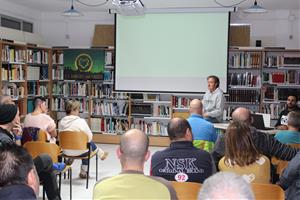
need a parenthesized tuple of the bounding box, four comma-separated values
(218, 121, 270, 183)
(59, 100, 108, 178)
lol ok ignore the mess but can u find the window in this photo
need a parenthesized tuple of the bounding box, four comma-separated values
(23, 21, 33, 33)
(1, 16, 21, 30)
(0, 14, 33, 33)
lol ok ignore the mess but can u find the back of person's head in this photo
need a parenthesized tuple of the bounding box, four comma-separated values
(225, 121, 260, 167)
(0, 104, 19, 126)
(167, 118, 192, 141)
(0, 142, 39, 195)
(119, 129, 149, 164)
(189, 99, 203, 115)
(231, 107, 251, 125)
(287, 111, 300, 130)
(33, 96, 46, 108)
(65, 100, 80, 115)
(207, 75, 220, 88)
(198, 172, 254, 200)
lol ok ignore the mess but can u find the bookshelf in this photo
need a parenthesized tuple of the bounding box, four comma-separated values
(261, 49, 300, 121)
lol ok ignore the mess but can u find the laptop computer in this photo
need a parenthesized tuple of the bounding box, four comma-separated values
(251, 114, 274, 130)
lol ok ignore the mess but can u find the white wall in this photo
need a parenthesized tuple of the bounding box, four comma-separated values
(40, 12, 114, 47)
(231, 9, 300, 49)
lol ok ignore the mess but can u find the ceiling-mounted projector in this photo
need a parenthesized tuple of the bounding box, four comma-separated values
(112, 0, 145, 16)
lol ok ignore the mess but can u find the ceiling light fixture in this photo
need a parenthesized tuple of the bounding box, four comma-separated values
(112, 0, 145, 16)
(63, 0, 82, 16)
(243, 0, 267, 13)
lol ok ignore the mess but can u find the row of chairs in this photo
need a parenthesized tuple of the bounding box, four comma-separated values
(171, 181, 285, 200)
(23, 130, 99, 200)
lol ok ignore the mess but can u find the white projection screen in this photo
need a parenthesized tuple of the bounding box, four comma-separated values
(115, 12, 229, 93)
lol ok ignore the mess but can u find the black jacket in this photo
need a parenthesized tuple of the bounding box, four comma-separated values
(0, 184, 37, 200)
(211, 127, 298, 166)
(151, 141, 215, 183)
(275, 106, 300, 127)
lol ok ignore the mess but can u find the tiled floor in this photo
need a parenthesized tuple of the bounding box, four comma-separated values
(38, 144, 164, 200)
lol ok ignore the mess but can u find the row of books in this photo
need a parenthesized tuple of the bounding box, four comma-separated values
(2, 83, 25, 98)
(172, 96, 193, 108)
(153, 105, 171, 117)
(27, 50, 48, 64)
(51, 97, 89, 112)
(2, 65, 25, 81)
(224, 105, 260, 120)
(228, 73, 261, 87)
(262, 103, 285, 119)
(91, 83, 113, 98)
(27, 66, 48, 80)
(27, 82, 48, 96)
(229, 52, 261, 68)
(131, 120, 168, 136)
(91, 101, 129, 116)
(52, 52, 64, 65)
(52, 82, 88, 96)
(264, 55, 284, 67)
(263, 71, 300, 84)
(90, 117, 129, 134)
(1, 46, 26, 63)
(227, 90, 260, 103)
(52, 68, 64, 80)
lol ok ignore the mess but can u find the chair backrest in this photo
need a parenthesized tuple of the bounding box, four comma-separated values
(24, 141, 61, 163)
(171, 181, 201, 200)
(218, 156, 271, 184)
(58, 131, 89, 150)
(251, 183, 284, 200)
(22, 127, 48, 145)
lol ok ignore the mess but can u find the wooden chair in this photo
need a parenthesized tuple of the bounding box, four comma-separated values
(171, 181, 201, 200)
(22, 127, 48, 145)
(271, 143, 300, 176)
(23, 141, 72, 200)
(251, 183, 285, 200)
(58, 130, 98, 189)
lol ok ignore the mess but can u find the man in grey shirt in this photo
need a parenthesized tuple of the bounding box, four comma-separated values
(203, 75, 225, 123)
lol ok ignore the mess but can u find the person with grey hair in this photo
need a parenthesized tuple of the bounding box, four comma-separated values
(198, 172, 255, 200)
(275, 111, 300, 144)
(93, 129, 178, 200)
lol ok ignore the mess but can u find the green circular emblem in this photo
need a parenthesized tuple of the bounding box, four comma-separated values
(74, 53, 93, 72)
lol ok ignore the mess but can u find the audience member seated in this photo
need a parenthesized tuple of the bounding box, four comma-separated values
(275, 95, 300, 130)
(275, 111, 300, 144)
(0, 103, 61, 200)
(187, 99, 218, 152)
(151, 118, 215, 183)
(58, 100, 108, 179)
(23, 97, 57, 143)
(0, 142, 39, 200)
(212, 107, 298, 169)
(218, 121, 270, 183)
(278, 151, 300, 200)
(198, 171, 254, 200)
(93, 129, 178, 200)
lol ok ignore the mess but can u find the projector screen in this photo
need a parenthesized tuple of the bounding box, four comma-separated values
(115, 12, 229, 93)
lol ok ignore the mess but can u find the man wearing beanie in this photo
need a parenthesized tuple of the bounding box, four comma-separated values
(0, 104, 19, 143)
(0, 103, 61, 200)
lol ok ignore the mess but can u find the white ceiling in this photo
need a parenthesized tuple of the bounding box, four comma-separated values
(5, 0, 300, 13)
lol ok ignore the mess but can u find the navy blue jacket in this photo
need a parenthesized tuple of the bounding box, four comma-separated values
(150, 141, 215, 183)
(0, 184, 37, 200)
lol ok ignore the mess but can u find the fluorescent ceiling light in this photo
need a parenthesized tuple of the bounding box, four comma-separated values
(112, 0, 145, 16)
(244, 0, 267, 13)
(62, 0, 82, 16)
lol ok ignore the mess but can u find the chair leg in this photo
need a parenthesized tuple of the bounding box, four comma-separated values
(86, 157, 90, 189)
(43, 186, 45, 200)
(69, 168, 72, 200)
(59, 173, 62, 194)
(96, 154, 98, 181)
